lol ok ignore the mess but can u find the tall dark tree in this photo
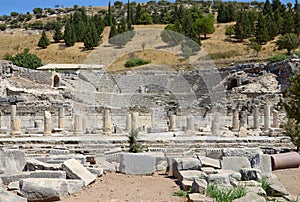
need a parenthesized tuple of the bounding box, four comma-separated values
(53, 23, 63, 43)
(109, 24, 118, 39)
(106, 1, 113, 26)
(294, 0, 300, 35)
(234, 11, 252, 41)
(255, 15, 270, 44)
(84, 21, 100, 50)
(283, 68, 300, 151)
(63, 20, 77, 46)
(38, 30, 50, 49)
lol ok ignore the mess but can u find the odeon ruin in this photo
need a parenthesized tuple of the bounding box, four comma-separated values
(0, 57, 298, 155)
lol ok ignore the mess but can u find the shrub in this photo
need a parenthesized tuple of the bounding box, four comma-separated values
(259, 178, 270, 193)
(9, 49, 42, 69)
(206, 184, 246, 202)
(128, 129, 142, 153)
(268, 53, 291, 62)
(124, 57, 150, 68)
(173, 190, 188, 197)
(295, 51, 300, 58)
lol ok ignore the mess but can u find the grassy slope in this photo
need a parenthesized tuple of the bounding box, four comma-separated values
(0, 22, 298, 69)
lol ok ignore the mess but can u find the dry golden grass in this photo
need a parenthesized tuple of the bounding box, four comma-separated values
(1, 22, 299, 68)
(106, 49, 187, 73)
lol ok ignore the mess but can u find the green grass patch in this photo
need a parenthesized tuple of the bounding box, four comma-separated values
(208, 51, 239, 60)
(295, 51, 300, 58)
(259, 178, 270, 193)
(268, 53, 291, 62)
(206, 184, 246, 202)
(173, 190, 188, 197)
(124, 57, 150, 68)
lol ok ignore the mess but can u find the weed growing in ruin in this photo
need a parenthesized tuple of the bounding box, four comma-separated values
(173, 190, 188, 197)
(259, 178, 270, 193)
(206, 184, 246, 202)
(128, 129, 143, 153)
(124, 57, 150, 68)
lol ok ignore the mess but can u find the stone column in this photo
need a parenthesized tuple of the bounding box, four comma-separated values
(131, 112, 139, 131)
(125, 113, 132, 131)
(186, 115, 194, 131)
(58, 107, 64, 129)
(103, 109, 111, 134)
(264, 104, 270, 131)
(44, 111, 52, 136)
(169, 114, 177, 132)
(272, 109, 279, 128)
(240, 111, 248, 128)
(232, 109, 239, 131)
(10, 105, 22, 136)
(253, 105, 260, 130)
(212, 111, 220, 133)
(73, 114, 83, 135)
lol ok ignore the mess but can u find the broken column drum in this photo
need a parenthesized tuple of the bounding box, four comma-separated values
(74, 114, 83, 135)
(169, 114, 177, 132)
(10, 105, 22, 135)
(253, 105, 260, 129)
(58, 107, 64, 129)
(103, 109, 111, 134)
(232, 109, 239, 131)
(271, 152, 300, 170)
(264, 104, 270, 131)
(44, 111, 52, 136)
(125, 113, 132, 131)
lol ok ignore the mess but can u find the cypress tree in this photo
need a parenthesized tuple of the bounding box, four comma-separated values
(84, 21, 100, 50)
(64, 20, 77, 46)
(38, 30, 50, 49)
(53, 23, 63, 43)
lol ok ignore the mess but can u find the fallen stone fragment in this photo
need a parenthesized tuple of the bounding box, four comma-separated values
(188, 193, 214, 202)
(177, 170, 207, 183)
(197, 156, 221, 169)
(0, 190, 27, 202)
(8, 181, 19, 191)
(240, 168, 262, 181)
(0, 149, 26, 174)
(18, 178, 68, 202)
(182, 180, 193, 191)
(206, 173, 230, 186)
(25, 158, 62, 171)
(67, 179, 84, 195)
(245, 186, 267, 197)
(0, 171, 66, 185)
(62, 159, 96, 186)
(232, 192, 266, 202)
(251, 154, 272, 177)
(87, 167, 103, 177)
(267, 177, 290, 197)
(191, 179, 207, 194)
(119, 153, 156, 175)
(222, 157, 251, 172)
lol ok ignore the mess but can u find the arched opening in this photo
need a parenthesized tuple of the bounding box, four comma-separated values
(228, 78, 238, 90)
(53, 75, 60, 88)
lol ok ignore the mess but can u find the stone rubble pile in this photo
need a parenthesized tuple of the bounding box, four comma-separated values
(167, 148, 298, 202)
(0, 148, 112, 202)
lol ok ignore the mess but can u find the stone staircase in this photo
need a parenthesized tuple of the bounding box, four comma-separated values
(0, 135, 294, 158)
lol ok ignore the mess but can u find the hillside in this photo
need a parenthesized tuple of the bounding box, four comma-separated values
(0, 23, 292, 69)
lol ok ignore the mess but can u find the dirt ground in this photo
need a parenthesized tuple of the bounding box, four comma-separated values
(60, 167, 300, 202)
(61, 172, 185, 202)
(273, 167, 300, 196)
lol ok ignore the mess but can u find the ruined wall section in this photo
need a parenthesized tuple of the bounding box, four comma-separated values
(13, 66, 52, 86)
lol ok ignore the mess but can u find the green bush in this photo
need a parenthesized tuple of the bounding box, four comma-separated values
(295, 51, 300, 58)
(173, 190, 188, 197)
(124, 57, 150, 68)
(208, 51, 238, 60)
(128, 129, 143, 153)
(268, 53, 291, 62)
(206, 184, 246, 202)
(9, 49, 42, 69)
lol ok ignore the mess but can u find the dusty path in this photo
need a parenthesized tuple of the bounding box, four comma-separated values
(61, 173, 186, 202)
(60, 167, 300, 202)
(273, 167, 300, 196)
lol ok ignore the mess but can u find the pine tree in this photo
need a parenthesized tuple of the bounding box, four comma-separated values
(53, 23, 63, 43)
(276, 33, 300, 54)
(64, 20, 77, 46)
(234, 11, 251, 42)
(255, 15, 270, 44)
(194, 14, 215, 39)
(109, 24, 118, 39)
(283, 69, 300, 151)
(38, 30, 50, 49)
(84, 21, 100, 50)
